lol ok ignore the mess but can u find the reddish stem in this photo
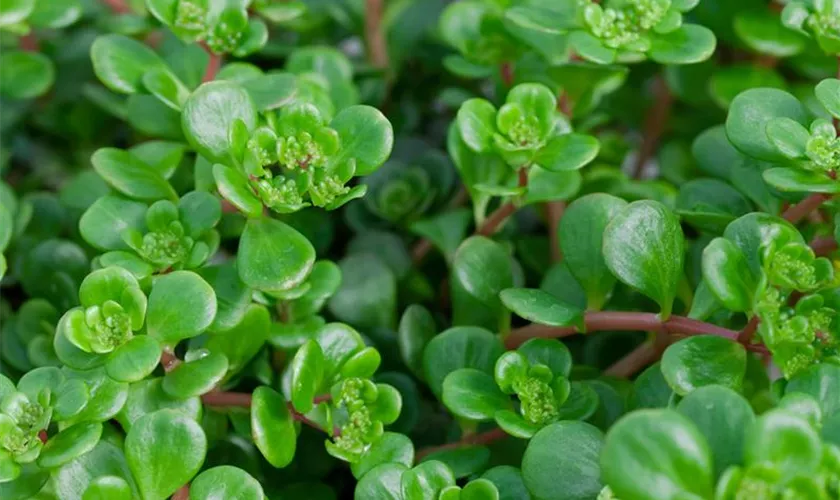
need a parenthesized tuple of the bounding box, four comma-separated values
(810, 235, 837, 257)
(201, 43, 222, 83)
(500, 62, 514, 87)
(19, 33, 39, 52)
(416, 428, 508, 461)
(781, 193, 832, 224)
(365, 0, 389, 70)
(172, 485, 190, 500)
(102, 0, 131, 14)
(737, 316, 760, 346)
(160, 349, 181, 373)
(505, 311, 768, 354)
(476, 168, 528, 237)
(544, 201, 565, 262)
(38, 430, 48, 444)
(200, 392, 335, 434)
(631, 75, 672, 179)
(604, 343, 657, 378)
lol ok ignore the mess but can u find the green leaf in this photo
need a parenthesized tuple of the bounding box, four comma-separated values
(355, 462, 408, 500)
(725, 88, 809, 162)
(0, 0, 34, 27)
(190, 466, 264, 500)
(328, 253, 397, 330)
(419, 447, 490, 480)
(744, 409, 822, 479)
(786, 363, 840, 416)
(162, 352, 228, 399)
(181, 81, 257, 164)
(105, 335, 161, 383)
(765, 117, 810, 159)
(402, 461, 456, 499)
(82, 476, 132, 500)
(53, 441, 139, 500)
(409, 209, 473, 263)
(522, 421, 604, 500)
(37, 422, 102, 469)
(499, 288, 584, 328)
(237, 217, 315, 292)
(116, 378, 200, 430)
(0, 51, 54, 99)
(649, 24, 717, 64)
(661, 336, 746, 396)
(733, 10, 806, 57)
(397, 305, 436, 379)
(763, 167, 840, 193)
(91, 35, 166, 94)
(601, 409, 714, 500)
(442, 369, 511, 421)
(351, 432, 414, 480)
(457, 99, 498, 153)
(146, 271, 217, 345)
(536, 134, 600, 172)
(453, 236, 513, 311)
(675, 178, 752, 233)
(330, 105, 394, 176)
(602, 200, 684, 318)
(204, 304, 270, 375)
(816, 78, 840, 119)
(28, 0, 82, 29)
(559, 194, 627, 310)
(522, 168, 581, 205)
(212, 163, 263, 218)
(423, 326, 504, 398)
(289, 340, 324, 414)
(125, 410, 207, 500)
(197, 263, 252, 333)
(701, 237, 756, 312)
(142, 68, 189, 111)
(676, 385, 755, 477)
(80, 195, 147, 251)
(91, 148, 177, 201)
(251, 386, 296, 468)
(482, 466, 530, 500)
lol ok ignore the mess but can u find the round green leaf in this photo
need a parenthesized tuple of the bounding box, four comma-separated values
(289, 340, 324, 414)
(162, 352, 228, 399)
(328, 253, 397, 331)
(0, 0, 34, 27)
(146, 271, 217, 345)
(105, 335, 161, 383)
(91, 148, 177, 201)
(181, 81, 257, 164)
(351, 432, 415, 480)
(725, 87, 809, 162)
(677, 385, 755, 477)
(744, 409, 822, 479)
(37, 422, 103, 469)
(125, 410, 207, 500)
(397, 304, 436, 379)
(763, 167, 840, 193)
(661, 336, 746, 396)
(204, 304, 270, 375)
(733, 10, 806, 57)
(816, 78, 840, 119)
(482, 466, 530, 500)
(603, 200, 684, 318)
(82, 476, 132, 500)
(701, 237, 756, 312)
(91, 34, 166, 94)
(500, 288, 583, 328)
(786, 363, 840, 416)
(649, 24, 716, 64)
(330, 105, 394, 176)
(354, 462, 407, 500)
(212, 163, 263, 218)
(442, 369, 511, 421)
(251, 386, 296, 468)
(601, 409, 714, 500)
(536, 133, 600, 172)
(190, 466, 264, 500)
(559, 194, 627, 310)
(423, 326, 504, 399)
(0, 51, 54, 99)
(237, 217, 315, 292)
(116, 378, 201, 430)
(453, 236, 513, 310)
(79, 195, 147, 251)
(456, 99, 498, 153)
(522, 421, 604, 500)
(53, 441, 139, 500)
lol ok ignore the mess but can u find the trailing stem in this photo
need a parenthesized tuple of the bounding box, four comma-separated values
(200, 42, 222, 83)
(782, 193, 832, 224)
(365, 0, 389, 71)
